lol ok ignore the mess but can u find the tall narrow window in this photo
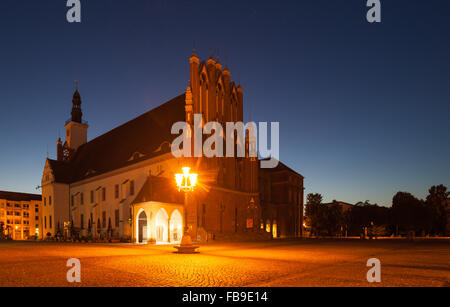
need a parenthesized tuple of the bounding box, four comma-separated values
(196, 204, 199, 227)
(49, 215, 52, 229)
(44, 216, 47, 229)
(102, 188, 106, 201)
(90, 190, 94, 203)
(202, 204, 206, 227)
(80, 193, 84, 205)
(115, 185, 119, 199)
(80, 214, 84, 229)
(49, 196, 52, 206)
(130, 180, 135, 196)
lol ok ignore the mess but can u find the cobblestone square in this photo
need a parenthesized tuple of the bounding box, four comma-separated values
(0, 240, 448, 287)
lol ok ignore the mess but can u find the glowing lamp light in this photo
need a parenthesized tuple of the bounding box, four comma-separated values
(182, 167, 190, 178)
(175, 167, 198, 192)
(189, 173, 198, 187)
(175, 174, 183, 187)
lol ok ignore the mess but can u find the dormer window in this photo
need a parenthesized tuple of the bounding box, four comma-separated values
(128, 152, 145, 162)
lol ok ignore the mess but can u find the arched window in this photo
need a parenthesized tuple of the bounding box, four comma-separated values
(155, 208, 169, 243)
(169, 210, 183, 243)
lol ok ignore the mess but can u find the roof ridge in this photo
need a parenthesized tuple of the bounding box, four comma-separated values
(79, 93, 186, 149)
(49, 93, 186, 184)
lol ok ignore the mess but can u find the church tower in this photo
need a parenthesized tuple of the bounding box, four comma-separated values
(62, 85, 88, 158)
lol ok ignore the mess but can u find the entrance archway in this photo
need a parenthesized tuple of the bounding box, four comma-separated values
(155, 208, 169, 243)
(169, 210, 183, 243)
(137, 210, 148, 243)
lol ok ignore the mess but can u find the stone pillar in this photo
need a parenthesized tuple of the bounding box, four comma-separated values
(185, 192, 198, 241)
(168, 218, 171, 243)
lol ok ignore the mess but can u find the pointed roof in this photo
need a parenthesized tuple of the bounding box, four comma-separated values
(131, 175, 183, 205)
(48, 94, 186, 184)
(259, 159, 304, 179)
(71, 89, 83, 123)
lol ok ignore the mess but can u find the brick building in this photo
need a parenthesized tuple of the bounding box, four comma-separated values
(259, 162, 304, 238)
(0, 191, 42, 240)
(41, 53, 303, 243)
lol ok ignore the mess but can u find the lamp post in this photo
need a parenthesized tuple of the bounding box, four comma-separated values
(174, 167, 199, 253)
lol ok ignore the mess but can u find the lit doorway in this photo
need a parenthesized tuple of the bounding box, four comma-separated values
(155, 208, 168, 243)
(272, 220, 278, 238)
(138, 210, 147, 243)
(170, 210, 183, 243)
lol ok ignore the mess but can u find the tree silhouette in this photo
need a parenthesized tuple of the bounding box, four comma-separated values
(426, 185, 449, 235)
(305, 193, 323, 236)
(391, 192, 424, 235)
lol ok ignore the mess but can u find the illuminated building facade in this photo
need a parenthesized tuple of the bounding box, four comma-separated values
(41, 53, 303, 243)
(0, 191, 41, 240)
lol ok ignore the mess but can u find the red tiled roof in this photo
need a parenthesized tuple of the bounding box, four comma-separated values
(49, 94, 186, 184)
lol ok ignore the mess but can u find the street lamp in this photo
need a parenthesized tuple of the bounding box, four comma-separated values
(174, 167, 199, 254)
(175, 167, 198, 192)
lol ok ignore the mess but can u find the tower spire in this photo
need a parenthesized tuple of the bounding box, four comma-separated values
(65, 81, 89, 153)
(71, 81, 82, 123)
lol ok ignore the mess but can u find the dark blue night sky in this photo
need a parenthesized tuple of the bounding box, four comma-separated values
(0, 0, 449, 206)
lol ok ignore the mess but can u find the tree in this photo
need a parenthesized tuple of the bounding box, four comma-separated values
(305, 193, 323, 236)
(347, 201, 389, 237)
(425, 185, 449, 235)
(87, 218, 92, 240)
(97, 218, 101, 236)
(107, 218, 112, 239)
(324, 201, 344, 236)
(391, 192, 425, 235)
(305, 195, 345, 236)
